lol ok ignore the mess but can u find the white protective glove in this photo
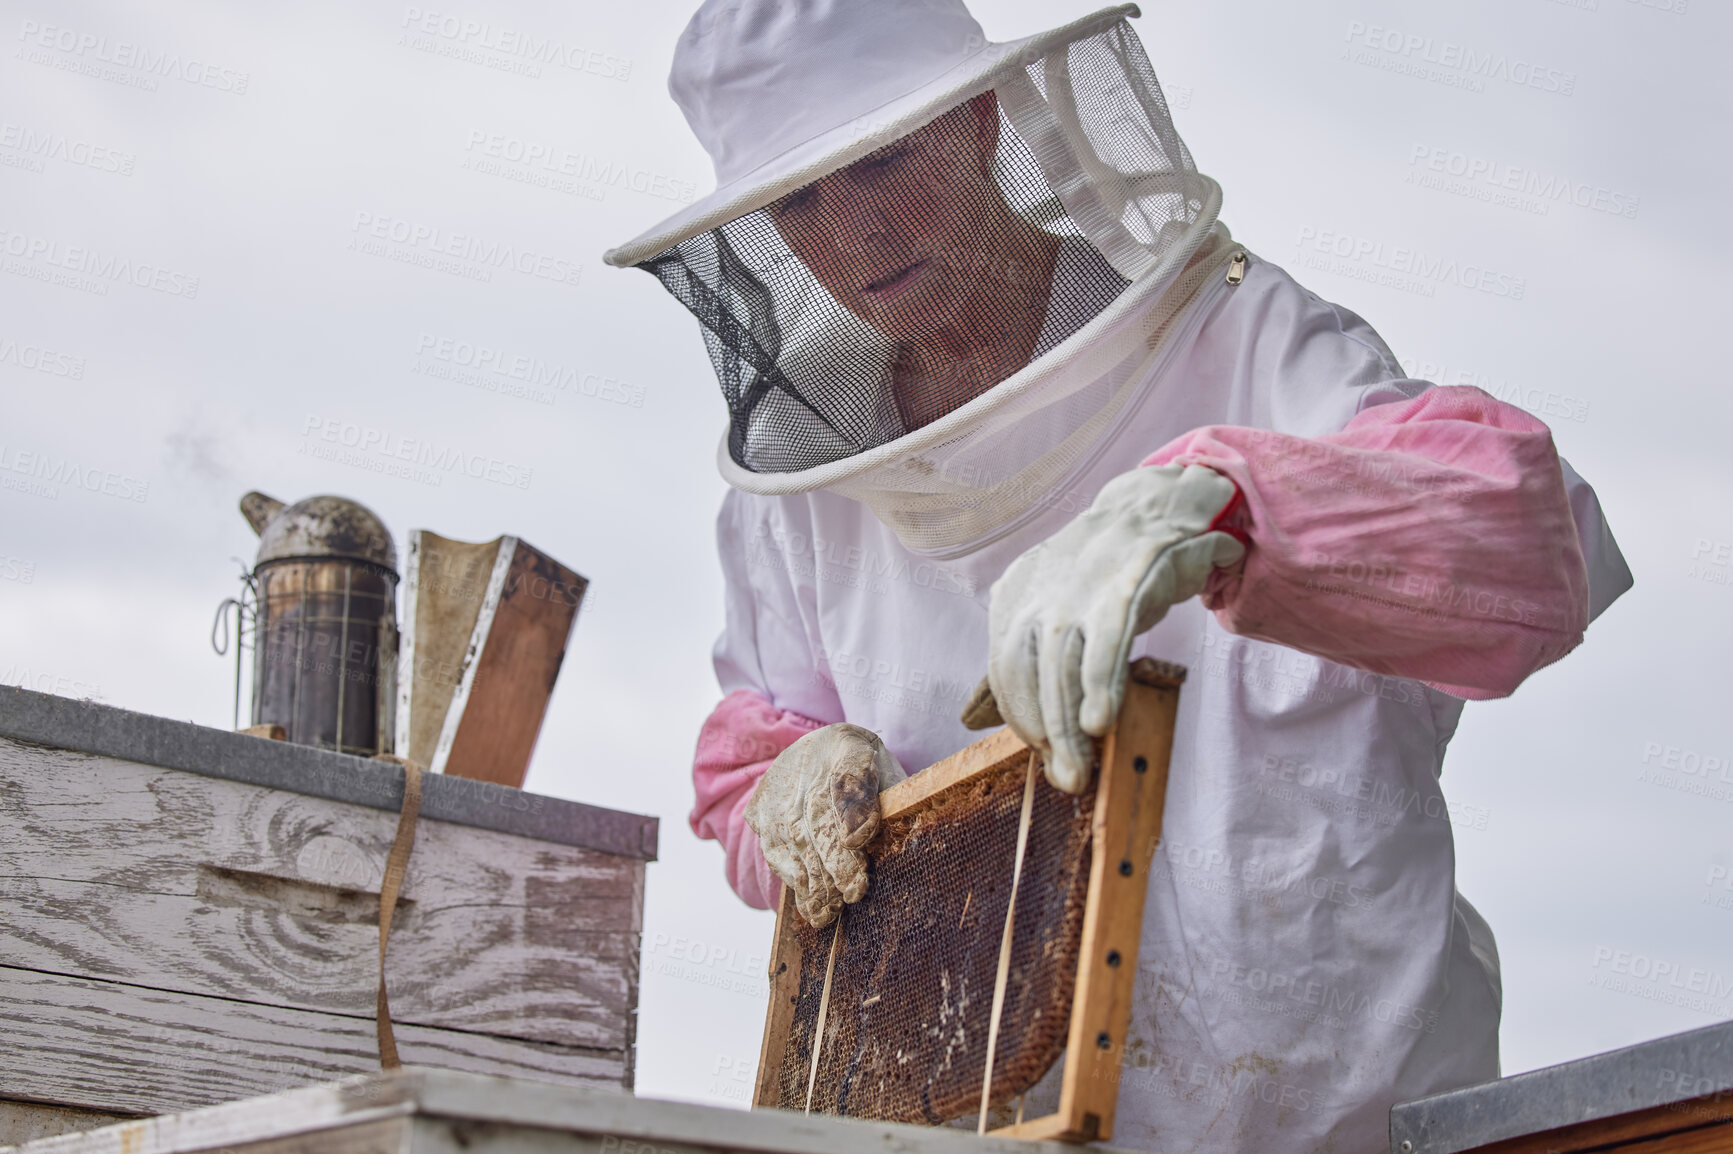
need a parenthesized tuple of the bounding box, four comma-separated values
(744, 723, 907, 927)
(987, 463, 1246, 793)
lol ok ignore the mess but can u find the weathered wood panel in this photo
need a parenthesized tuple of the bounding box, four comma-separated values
(408, 1118, 639, 1154)
(209, 1117, 412, 1154)
(1467, 1098, 1733, 1154)
(1, 1074, 420, 1154)
(4, 1115, 413, 1154)
(0, 1102, 131, 1148)
(0, 685, 657, 860)
(1610, 1123, 1733, 1154)
(0, 1068, 1091, 1154)
(0, 969, 624, 1118)
(0, 738, 642, 1051)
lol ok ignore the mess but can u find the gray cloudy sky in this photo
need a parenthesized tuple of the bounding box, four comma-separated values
(3, 0, 1729, 1111)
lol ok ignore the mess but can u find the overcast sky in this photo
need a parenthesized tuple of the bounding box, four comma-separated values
(3, 0, 1730, 1112)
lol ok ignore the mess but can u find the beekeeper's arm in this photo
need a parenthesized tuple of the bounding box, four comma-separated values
(1145, 385, 1620, 693)
(689, 493, 905, 924)
(990, 382, 1631, 793)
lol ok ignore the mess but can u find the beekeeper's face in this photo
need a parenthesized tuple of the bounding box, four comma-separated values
(766, 93, 1019, 342)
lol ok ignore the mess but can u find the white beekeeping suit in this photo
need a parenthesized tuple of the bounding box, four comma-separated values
(605, 2, 1633, 1151)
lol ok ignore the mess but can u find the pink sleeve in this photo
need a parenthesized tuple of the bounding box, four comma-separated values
(1144, 385, 1590, 700)
(690, 689, 826, 910)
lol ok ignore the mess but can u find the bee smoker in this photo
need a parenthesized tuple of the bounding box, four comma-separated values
(236, 491, 398, 756)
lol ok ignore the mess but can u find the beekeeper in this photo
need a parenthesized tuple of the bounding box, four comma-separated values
(604, 1, 1632, 1150)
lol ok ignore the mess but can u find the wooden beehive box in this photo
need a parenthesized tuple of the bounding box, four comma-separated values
(0, 1068, 1105, 1154)
(0, 686, 656, 1145)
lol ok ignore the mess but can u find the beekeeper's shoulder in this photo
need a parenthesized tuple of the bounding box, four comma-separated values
(718, 486, 809, 552)
(1201, 251, 1411, 434)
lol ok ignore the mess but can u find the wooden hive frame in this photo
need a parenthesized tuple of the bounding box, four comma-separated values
(753, 660, 1183, 1143)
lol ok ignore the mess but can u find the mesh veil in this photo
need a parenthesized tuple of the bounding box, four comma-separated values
(639, 18, 1225, 555)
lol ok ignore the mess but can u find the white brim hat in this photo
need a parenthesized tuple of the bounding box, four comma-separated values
(602, 1, 1140, 269)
